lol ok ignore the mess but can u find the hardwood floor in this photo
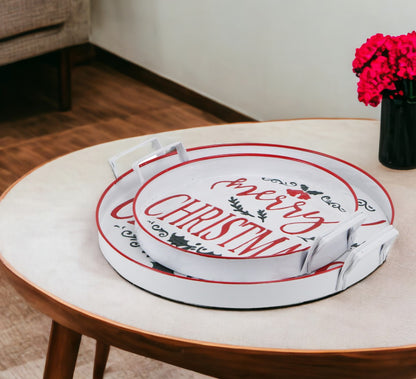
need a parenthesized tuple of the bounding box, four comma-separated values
(0, 57, 223, 378)
(0, 58, 224, 194)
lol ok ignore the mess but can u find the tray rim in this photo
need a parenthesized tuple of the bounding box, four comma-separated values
(132, 152, 360, 261)
(96, 143, 393, 286)
(141, 143, 395, 224)
(97, 169, 346, 285)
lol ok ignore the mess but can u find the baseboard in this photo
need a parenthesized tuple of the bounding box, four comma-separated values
(69, 43, 97, 66)
(92, 45, 256, 123)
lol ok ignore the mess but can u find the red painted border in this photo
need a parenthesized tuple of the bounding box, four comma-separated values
(139, 143, 394, 223)
(96, 143, 394, 285)
(133, 152, 359, 261)
(96, 175, 343, 285)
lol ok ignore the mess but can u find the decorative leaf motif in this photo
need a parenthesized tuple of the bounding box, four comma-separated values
(167, 233, 217, 255)
(307, 190, 324, 196)
(228, 196, 255, 217)
(257, 209, 267, 222)
(300, 184, 323, 196)
(263, 176, 344, 211)
(168, 233, 194, 250)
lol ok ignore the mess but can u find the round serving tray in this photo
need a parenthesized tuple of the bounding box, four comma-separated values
(96, 142, 398, 309)
(132, 153, 359, 282)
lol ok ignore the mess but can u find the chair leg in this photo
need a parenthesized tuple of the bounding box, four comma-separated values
(93, 340, 110, 379)
(58, 48, 71, 111)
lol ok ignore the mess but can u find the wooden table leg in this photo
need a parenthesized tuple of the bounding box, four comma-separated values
(93, 341, 110, 379)
(43, 321, 82, 379)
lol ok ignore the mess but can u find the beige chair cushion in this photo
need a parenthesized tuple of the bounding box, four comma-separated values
(0, 0, 71, 40)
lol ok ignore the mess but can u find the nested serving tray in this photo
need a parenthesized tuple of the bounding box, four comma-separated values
(133, 153, 360, 282)
(96, 142, 398, 309)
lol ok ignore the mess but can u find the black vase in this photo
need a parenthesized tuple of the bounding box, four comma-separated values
(379, 96, 416, 169)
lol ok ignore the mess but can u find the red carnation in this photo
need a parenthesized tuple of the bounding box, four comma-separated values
(352, 33, 390, 75)
(353, 31, 416, 106)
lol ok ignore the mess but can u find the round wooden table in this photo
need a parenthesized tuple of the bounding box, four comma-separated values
(1, 119, 416, 379)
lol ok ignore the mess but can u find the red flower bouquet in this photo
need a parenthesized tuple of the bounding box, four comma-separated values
(353, 32, 416, 106)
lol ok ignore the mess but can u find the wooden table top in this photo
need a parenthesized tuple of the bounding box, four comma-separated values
(1, 119, 416, 378)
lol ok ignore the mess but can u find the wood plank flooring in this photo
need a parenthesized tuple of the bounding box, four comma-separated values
(0, 58, 223, 378)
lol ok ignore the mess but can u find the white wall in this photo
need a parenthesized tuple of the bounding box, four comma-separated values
(90, 0, 416, 121)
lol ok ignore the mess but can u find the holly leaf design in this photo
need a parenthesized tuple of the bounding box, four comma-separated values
(300, 184, 323, 196)
(307, 190, 324, 195)
(168, 233, 194, 250)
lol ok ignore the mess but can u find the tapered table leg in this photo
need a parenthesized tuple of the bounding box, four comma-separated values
(43, 321, 82, 379)
(93, 341, 110, 379)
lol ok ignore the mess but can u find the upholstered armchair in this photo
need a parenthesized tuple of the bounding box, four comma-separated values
(0, 0, 89, 110)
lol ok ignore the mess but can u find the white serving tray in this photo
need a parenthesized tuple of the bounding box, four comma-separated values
(133, 152, 362, 282)
(96, 141, 398, 309)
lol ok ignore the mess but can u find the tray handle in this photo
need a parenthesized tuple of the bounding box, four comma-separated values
(132, 141, 190, 185)
(336, 225, 398, 291)
(108, 137, 163, 179)
(301, 212, 366, 275)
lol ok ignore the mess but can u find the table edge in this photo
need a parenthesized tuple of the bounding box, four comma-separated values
(3, 121, 416, 378)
